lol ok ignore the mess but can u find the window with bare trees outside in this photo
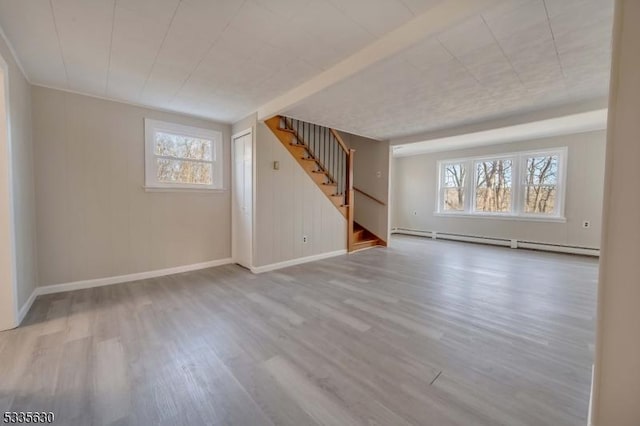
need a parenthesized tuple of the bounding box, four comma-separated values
(441, 162, 466, 211)
(523, 155, 558, 214)
(437, 148, 566, 220)
(474, 159, 512, 213)
(145, 119, 223, 191)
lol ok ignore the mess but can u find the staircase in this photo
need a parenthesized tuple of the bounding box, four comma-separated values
(353, 222, 382, 251)
(265, 115, 384, 253)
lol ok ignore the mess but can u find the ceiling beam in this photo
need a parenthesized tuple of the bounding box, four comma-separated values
(256, 0, 501, 121)
(392, 109, 608, 157)
(390, 97, 610, 146)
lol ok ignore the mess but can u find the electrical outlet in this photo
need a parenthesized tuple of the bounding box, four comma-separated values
(376, 171, 382, 178)
(582, 220, 591, 229)
(413, 211, 417, 216)
(303, 235, 308, 243)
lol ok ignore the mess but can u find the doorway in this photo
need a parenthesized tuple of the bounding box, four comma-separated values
(232, 129, 253, 269)
(0, 53, 17, 331)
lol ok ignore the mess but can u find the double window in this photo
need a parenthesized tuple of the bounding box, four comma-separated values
(437, 148, 566, 220)
(144, 119, 223, 190)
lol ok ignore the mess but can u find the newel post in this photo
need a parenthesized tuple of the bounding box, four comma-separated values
(346, 148, 355, 252)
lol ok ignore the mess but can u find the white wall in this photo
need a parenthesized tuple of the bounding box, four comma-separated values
(231, 113, 257, 137)
(32, 86, 231, 286)
(392, 130, 605, 248)
(0, 33, 37, 316)
(253, 121, 346, 267)
(592, 0, 640, 424)
(340, 132, 390, 241)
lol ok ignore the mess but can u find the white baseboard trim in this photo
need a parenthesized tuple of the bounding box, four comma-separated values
(251, 250, 347, 274)
(17, 289, 38, 325)
(390, 229, 435, 238)
(588, 364, 595, 426)
(37, 258, 233, 297)
(391, 228, 600, 257)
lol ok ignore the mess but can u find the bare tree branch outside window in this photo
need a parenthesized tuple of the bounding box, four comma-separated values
(442, 163, 465, 211)
(524, 155, 558, 214)
(475, 160, 512, 213)
(154, 131, 214, 185)
(438, 149, 564, 217)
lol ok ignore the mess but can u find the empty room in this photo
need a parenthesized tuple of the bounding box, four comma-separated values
(0, 1, 638, 425)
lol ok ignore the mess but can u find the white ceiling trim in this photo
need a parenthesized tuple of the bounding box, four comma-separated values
(256, 0, 501, 120)
(392, 109, 608, 157)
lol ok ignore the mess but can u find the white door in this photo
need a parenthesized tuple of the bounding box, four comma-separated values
(232, 130, 253, 268)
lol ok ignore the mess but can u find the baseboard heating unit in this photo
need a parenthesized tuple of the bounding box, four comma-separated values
(391, 228, 599, 257)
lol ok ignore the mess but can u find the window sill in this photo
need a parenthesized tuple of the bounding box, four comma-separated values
(433, 212, 567, 223)
(143, 186, 227, 193)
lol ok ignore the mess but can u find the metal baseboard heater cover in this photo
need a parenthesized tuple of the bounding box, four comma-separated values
(391, 228, 599, 257)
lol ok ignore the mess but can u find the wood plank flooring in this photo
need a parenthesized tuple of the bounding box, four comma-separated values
(0, 235, 598, 425)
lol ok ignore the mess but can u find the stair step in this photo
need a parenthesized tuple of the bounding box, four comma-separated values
(265, 115, 349, 221)
(352, 239, 380, 251)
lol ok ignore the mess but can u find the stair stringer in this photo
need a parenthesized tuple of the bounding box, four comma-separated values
(265, 116, 347, 218)
(255, 120, 347, 266)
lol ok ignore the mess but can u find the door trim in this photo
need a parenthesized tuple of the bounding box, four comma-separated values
(0, 51, 19, 330)
(231, 127, 255, 269)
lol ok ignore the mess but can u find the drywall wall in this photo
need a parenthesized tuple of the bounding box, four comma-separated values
(392, 130, 605, 248)
(340, 132, 390, 241)
(592, 1, 640, 424)
(0, 33, 37, 318)
(253, 121, 346, 267)
(232, 113, 257, 136)
(32, 86, 231, 286)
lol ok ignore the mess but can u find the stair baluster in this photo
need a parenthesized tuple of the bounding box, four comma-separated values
(267, 115, 383, 252)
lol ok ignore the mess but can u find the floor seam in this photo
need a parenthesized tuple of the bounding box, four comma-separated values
(429, 370, 442, 386)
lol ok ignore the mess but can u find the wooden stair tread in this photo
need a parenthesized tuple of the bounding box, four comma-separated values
(352, 239, 382, 251)
(265, 115, 351, 223)
(354, 238, 379, 244)
(267, 115, 387, 253)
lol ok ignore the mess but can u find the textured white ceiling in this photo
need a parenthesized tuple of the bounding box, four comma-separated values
(284, 0, 614, 140)
(0, 0, 613, 137)
(0, 0, 442, 123)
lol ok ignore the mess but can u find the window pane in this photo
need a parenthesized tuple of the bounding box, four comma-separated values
(155, 131, 212, 161)
(524, 185, 556, 214)
(443, 163, 466, 187)
(443, 188, 465, 211)
(475, 159, 512, 213)
(156, 158, 213, 185)
(524, 155, 558, 185)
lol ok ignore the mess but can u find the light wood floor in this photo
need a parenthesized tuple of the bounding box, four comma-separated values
(0, 236, 598, 425)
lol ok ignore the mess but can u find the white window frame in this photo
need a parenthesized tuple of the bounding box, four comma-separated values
(435, 147, 567, 222)
(144, 118, 224, 191)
